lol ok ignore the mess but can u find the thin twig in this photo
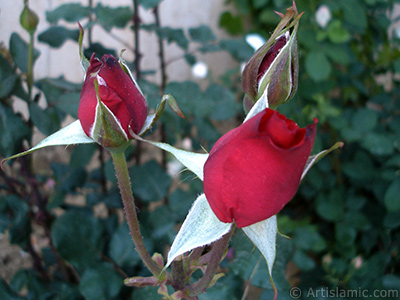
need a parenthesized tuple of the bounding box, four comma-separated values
(241, 256, 262, 300)
(153, 5, 168, 169)
(132, 0, 143, 165)
(132, 0, 141, 80)
(184, 228, 234, 297)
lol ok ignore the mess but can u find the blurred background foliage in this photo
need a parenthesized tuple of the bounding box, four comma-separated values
(0, 0, 399, 299)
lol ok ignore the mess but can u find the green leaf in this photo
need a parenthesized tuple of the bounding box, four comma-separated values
(184, 53, 196, 65)
(189, 25, 216, 43)
(144, 206, 176, 241)
(95, 4, 133, 31)
(305, 51, 331, 82)
(220, 38, 253, 62)
(229, 250, 271, 288)
(0, 55, 18, 98)
(339, 0, 367, 33)
(316, 189, 344, 222)
(38, 26, 79, 48)
(4, 195, 31, 245)
(156, 27, 189, 50)
(132, 286, 160, 300)
(0, 278, 25, 300)
(361, 132, 394, 156)
(293, 249, 315, 271)
(382, 274, 400, 290)
(336, 222, 357, 246)
(140, 0, 163, 9)
(198, 273, 242, 300)
(36, 78, 81, 118)
(46, 3, 91, 23)
(205, 84, 239, 121)
(53, 93, 81, 118)
(130, 160, 171, 203)
(109, 223, 140, 267)
(293, 226, 326, 252)
(169, 188, 196, 221)
(323, 44, 352, 65)
(352, 108, 378, 133)
(384, 179, 400, 212)
(166, 194, 232, 269)
(0, 102, 31, 158)
(79, 263, 123, 300)
(164, 81, 204, 117)
(252, 0, 269, 8)
(2, 120, 94, 165)
(9, 33, 40, 73)
(219, 11, 244, 35)
(70, 143, 97, 169)
(84, 43, 117, 59)
(327, 20, 351, 44)
(51, 211, 104, 271)
(383, 211, 400, 229)
(28, 102, 60, 136)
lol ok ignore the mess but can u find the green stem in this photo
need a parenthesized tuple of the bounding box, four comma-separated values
(27, 32, 34, 101)
(111, 151, 162, 277)
(185, 228, 234, 297)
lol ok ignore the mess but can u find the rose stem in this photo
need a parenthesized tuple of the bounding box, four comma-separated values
(184, 228, 234, 297)
(111, 151, 162, 277)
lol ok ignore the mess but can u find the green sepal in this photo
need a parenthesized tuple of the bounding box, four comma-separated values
(90, 79, 130, 151)
(301, 141, 344, 180)
(78, 22, 90, 73)
(1, 120, 94, 169)
(138, 94, 185, 136)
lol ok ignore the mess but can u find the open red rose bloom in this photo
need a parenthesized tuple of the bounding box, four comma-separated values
(78, 54, 147, 139)
(203, 108, 317, 228)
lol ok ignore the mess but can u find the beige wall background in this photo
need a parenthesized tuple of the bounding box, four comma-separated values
(0, 0, 237, 86)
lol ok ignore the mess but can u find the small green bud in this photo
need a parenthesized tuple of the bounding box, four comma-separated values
(20, 5, 39, 35)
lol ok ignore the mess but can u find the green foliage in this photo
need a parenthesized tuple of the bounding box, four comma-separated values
(1, 0, 399, 299)
(38, 26, 79, 48)
(9, 33, 40, 73)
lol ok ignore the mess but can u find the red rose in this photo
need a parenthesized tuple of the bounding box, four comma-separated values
(78, 54, 147, 141)
(203, 108, 317, 228)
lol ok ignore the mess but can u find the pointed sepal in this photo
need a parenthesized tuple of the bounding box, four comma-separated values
(131, 134, 208, 181)
(1, 120, 94, 168)
(242, 215, 277, 277)
(165, 194, 232, 269)
(138, 94, 186, 136)
(243, 93, 268, 123)
(78, 22, 90, 74)
(301, 141, 344, 180)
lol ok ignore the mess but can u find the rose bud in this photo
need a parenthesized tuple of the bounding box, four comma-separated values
(242, 2, 302, 109)
(78, 53, 147, 149)
(20, 4, 39, 35)
(203, 108, 317, 228)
